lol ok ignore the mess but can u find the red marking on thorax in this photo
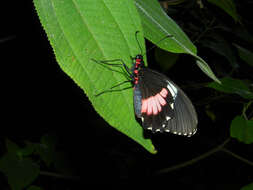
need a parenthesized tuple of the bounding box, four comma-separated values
(133, 58, 142, 85)
(135, 59, 141, 68)
(134, 77, 138, 84)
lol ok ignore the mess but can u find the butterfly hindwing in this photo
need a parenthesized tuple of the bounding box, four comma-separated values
(164, 86, 198, 136)
(133, 68, 197, 136)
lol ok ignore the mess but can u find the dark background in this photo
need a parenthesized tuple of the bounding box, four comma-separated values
(1, 0, 253, 189)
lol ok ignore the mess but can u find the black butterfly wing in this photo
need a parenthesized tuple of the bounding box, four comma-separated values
(133, 68, 198, 137)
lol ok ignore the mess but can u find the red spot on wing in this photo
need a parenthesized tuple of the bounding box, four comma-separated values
(141, 88, 168, 115)
(150, 96, 158, 115)
(147, 97, 153, 115)
(156, 93, 166, 106)
(160, 88, 168, 98)
(141, 99, 148, 113)
(154, 94, 162, 112)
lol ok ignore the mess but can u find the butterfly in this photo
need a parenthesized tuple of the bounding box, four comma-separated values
(93, 32, 198, 137)
(132, 54, 198, 137)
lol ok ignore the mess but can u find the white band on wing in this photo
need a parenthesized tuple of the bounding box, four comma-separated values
(167, 81, 178, 100)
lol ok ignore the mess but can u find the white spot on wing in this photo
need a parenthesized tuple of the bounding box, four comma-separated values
(166, 116, 171, 121)
(141, 117, 144, 122)
(167, 81, 178, 99)
(162, 124, 166, 128)
(187, 132, 192, 137)
(170, 103, 174, 109)
(147, 127, 152, 130)
(186, 129, 197, 137)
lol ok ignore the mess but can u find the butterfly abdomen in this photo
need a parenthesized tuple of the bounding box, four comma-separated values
(133, 84, 142, 118)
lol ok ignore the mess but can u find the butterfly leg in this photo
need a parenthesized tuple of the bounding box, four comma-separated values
(91, 58, 133, 96)
(91, 58, 133, 79)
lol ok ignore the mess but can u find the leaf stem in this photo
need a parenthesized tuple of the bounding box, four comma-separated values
(221, 148, 253, 166)
(193, 17, 216, 43)
(155, 138, 230, 175)
(39, 171, 80, 180)
(0, 35, 15, 43)
(242, 100, 253, 120)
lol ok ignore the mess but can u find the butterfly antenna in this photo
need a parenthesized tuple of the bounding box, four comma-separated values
(135, 31, 173, 57)
(144, 34, 173, 55)
(135, 31, 143, 55)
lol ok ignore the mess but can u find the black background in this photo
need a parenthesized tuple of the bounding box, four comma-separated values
(1, 0, 253, 189)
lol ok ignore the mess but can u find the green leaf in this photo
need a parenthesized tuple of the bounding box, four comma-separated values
(33, 0, 155, 153)
(230, 27, 253, 45)
(241, 183, 253, 190)
(205, 105, 216, 122)
(6, 139, 35, 158)
(155, 48, 178, 71)
(207, 0, 240, 23)
(207, 77, 253, 99)
(34, 134, 58, 167)
(135, 0, 220, 83)
(230, 116, 253, 144)
(19, 142, 36, 157)
(195, 58, 220, 84)
(41, 134, 58, 150)
(0, 153, 40, 190)
(201, 35, 238, 68)
(233, 43, 253, 67)
(6, 139, 20, 154)
(135, 0, 196, 54)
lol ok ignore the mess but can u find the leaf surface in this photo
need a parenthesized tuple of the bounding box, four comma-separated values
(135, 0, 220, 83)
(207, 77, 253, 99)
(33, 0, 155, 153)
(230, 116, 253, 144)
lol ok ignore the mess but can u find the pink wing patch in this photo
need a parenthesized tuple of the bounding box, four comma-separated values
(141, 88, 168, 115)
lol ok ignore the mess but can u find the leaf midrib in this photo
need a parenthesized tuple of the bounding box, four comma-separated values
(134, 1, 194, 55)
